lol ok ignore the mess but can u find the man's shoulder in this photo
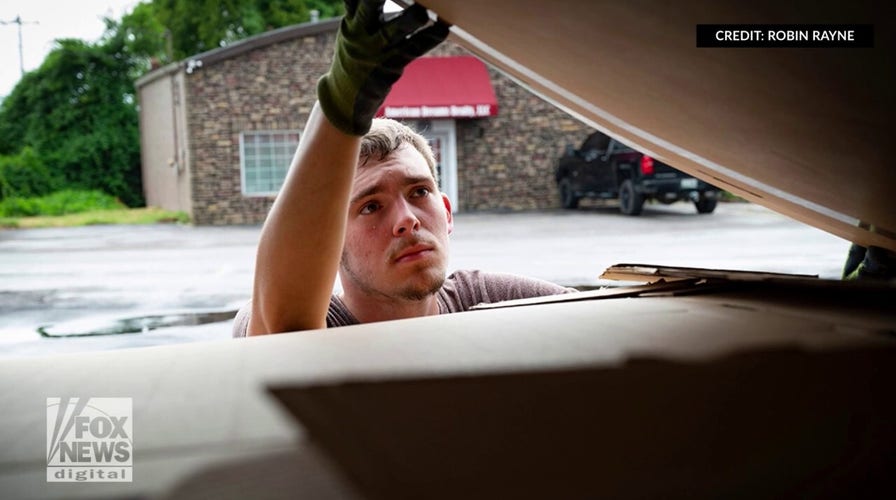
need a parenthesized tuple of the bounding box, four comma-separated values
(327, 294, 360, 328)
(446, 269, 571, 290)
(440, 269, 572, 313)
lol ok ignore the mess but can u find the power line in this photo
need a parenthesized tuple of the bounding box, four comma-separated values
(1, 15, 40, 76)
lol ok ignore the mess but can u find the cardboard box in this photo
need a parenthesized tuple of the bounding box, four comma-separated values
(2, 275, 894, 498)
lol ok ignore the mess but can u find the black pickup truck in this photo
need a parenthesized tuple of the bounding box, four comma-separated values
(556, 131, 721, 215)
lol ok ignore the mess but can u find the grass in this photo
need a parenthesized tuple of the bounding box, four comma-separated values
(0, 207, 190, 229)
(0, 189, 124, 217)
(720, 190, 747, 202)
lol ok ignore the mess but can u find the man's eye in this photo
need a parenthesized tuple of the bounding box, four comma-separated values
(411, 187, 431, 198)
(360, 202, 380, 215)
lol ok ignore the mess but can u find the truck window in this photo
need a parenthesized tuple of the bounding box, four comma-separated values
(581, 132, 611, 152)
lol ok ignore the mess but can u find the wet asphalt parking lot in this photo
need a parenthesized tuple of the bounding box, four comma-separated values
(0, 201, 851, 358)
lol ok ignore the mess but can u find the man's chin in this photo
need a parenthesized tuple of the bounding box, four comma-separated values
(396, 268, 446, 301)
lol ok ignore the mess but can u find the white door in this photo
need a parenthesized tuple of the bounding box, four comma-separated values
(422, 120, 458, 212)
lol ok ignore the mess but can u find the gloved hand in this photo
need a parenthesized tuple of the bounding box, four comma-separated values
(844, 245, 896, 281)
(318, 0, 449, 135)
(843, 223, 896, 281)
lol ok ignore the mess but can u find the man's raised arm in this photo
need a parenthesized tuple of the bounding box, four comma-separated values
(247, 0, 449, 335)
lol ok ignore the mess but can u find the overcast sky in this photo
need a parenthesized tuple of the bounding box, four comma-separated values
(1, 0, 139, 98)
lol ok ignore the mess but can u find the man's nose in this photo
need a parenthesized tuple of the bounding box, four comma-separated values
(392, 199, 421, 236)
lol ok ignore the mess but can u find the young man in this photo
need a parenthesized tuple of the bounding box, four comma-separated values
(234, 0, 571, 337)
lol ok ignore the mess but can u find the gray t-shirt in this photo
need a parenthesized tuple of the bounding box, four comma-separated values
(232, 269, 572, 337)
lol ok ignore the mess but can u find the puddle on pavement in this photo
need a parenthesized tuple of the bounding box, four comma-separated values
(37, 310, 238, 338)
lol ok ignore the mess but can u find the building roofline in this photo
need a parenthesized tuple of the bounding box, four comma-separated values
(136, 17, 341, 89)
(135, 60, 183, 88)
(191, 17, 341, 68)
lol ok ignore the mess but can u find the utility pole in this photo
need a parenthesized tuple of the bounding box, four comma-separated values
(1, 15, 39, 76)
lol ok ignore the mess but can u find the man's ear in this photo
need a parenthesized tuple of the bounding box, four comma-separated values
(442, 193, 453, 234)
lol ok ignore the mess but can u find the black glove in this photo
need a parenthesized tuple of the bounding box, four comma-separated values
(317, 0, 449, 135)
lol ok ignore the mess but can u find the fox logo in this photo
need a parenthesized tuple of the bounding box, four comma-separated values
(46, 397, 133, 482)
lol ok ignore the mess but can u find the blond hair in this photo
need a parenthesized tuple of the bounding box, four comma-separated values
(359, 119, 438, 183)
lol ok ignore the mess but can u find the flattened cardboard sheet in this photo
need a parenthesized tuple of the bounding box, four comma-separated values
(4, 275, 894, 498)
(474, 263, 896, 310)
(271, 346, 896, 499)
(412, 0, 895, 251)
(600, 263, 820, 283)
(268, 277, 896, 498)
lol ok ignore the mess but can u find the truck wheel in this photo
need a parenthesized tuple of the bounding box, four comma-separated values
(559, 178, 580, 209)
(695, 197, 717, 214)
(619, 180, 643, 215)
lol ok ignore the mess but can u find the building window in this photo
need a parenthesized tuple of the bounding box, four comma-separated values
(240, 130, 300, 196)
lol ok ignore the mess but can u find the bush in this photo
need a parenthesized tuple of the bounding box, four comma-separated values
(0, 40, 145, 207)
(0, 147, 58, 200)
(0, 189, 124, 217)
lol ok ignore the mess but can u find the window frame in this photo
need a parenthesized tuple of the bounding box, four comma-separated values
(239, 130, 301, 197)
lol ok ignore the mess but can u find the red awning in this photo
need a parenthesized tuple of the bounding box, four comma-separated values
(376, 56, 498, 119)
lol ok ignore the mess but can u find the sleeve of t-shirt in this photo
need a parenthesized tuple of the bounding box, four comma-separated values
(236, 271, 575, 335)
(232, 295, 358, 337)
(232, 300, 251, 338)
(440, 269, 576, 313)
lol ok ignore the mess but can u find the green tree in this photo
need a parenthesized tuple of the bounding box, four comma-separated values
(150, 0, 342, 60)
(0, 0, 345, 209)
(114, 1, 169, 70)
(0, 36, 144, 206)
(306, 0, 344, 19)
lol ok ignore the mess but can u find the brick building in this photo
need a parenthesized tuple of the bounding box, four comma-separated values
(136, 18, 592, 225)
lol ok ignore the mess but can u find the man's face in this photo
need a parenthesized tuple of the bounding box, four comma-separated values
(340, 144, 453, 301)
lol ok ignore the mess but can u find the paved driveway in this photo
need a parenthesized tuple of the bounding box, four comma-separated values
(0, 201, 850, 358)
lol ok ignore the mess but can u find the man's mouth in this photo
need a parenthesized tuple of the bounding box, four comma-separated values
(393, 244, 435, 263)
